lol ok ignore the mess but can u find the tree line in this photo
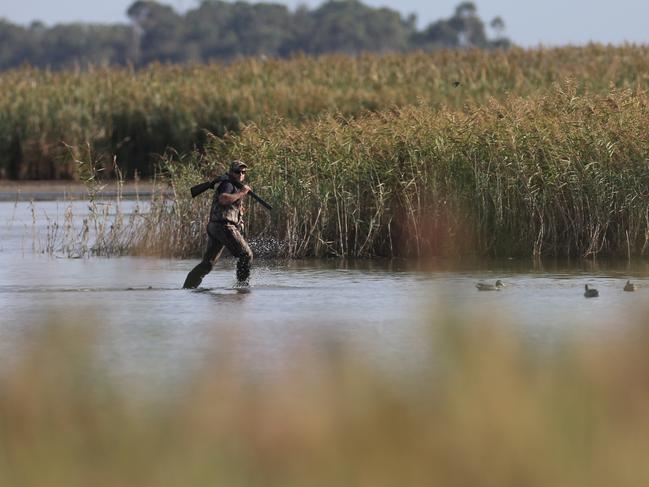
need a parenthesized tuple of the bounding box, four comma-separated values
(0, 0, 509, 70)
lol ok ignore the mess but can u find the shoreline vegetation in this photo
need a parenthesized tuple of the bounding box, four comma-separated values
(3, 312, 649, 485)
(4, 46, 649, 258)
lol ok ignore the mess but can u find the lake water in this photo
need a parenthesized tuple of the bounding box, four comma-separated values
(1, 198, 648, 390)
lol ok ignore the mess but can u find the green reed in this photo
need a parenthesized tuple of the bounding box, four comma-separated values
(3, 45, 649, 179)
(139, 82, 649, 259)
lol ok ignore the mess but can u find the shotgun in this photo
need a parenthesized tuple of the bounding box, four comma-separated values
(190, 175, 273, 211)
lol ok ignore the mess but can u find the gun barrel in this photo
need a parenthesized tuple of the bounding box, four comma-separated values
(229, 179, 273, 210)
(249, 191, 273, 210)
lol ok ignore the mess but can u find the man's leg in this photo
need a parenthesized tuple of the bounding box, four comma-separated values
(236, 244, 253, 283)
(213, 224, 254, 284)
(182, 230, 224, 289)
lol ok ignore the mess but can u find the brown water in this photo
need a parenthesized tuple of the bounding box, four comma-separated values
(2, 199, 648, 391)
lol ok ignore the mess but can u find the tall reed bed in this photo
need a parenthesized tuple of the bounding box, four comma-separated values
(3, 310, 649, 486)
(138, 83, 649, 259)
(3, 45, 649, 179)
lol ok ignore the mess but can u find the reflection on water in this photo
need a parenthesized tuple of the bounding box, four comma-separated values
(1, 200, 649, 390)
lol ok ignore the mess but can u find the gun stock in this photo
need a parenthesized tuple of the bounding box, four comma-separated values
(190, 179, 216, 198)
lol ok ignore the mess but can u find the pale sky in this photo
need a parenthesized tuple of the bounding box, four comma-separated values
(1, 0, 648, 47)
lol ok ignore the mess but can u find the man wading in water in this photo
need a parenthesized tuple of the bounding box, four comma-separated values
(183, 161, 253, 289)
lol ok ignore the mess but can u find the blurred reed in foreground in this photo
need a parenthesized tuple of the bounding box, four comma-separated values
(2, 313, 649, 486)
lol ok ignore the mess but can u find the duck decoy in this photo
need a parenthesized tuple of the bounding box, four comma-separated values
(624, 280, 636, 292)
(476, 280, 504, 291)
(584, 284, 599, 298)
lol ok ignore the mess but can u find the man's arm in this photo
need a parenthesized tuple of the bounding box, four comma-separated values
(218, 185, 251, 205)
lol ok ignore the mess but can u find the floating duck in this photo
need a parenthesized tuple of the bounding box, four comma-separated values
(476, 280, 504, 291)
(624, 280, 636, 292)
(584, 284, 599, 298)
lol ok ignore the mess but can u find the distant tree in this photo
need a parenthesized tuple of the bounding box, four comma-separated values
(232, 3, 295, 56)
(0, 21, 31, 69)
(182, 1, 295, 60)
(411, 19, 458, 49)
(448, 2, 487, 47)
(300, 0, 414, 55)
(454, 1, 477, 18)
(490, 16, 505, 36)
(279, 4, 315, 55)
(0, 0, 511, 70)
(489, 16, 510, 48)
(0, 19, 130, 69)
(412, 1, 498, 50)
(128, 1, 185, 64)
(34, 24, 130, 68)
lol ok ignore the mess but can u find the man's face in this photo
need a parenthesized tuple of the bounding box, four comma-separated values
(231, 168, 246, 182)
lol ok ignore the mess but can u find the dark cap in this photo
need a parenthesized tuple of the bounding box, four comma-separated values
(229, 160, 248, 173)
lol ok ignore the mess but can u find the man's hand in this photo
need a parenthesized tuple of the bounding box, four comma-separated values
(218, 185, 252, 206)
